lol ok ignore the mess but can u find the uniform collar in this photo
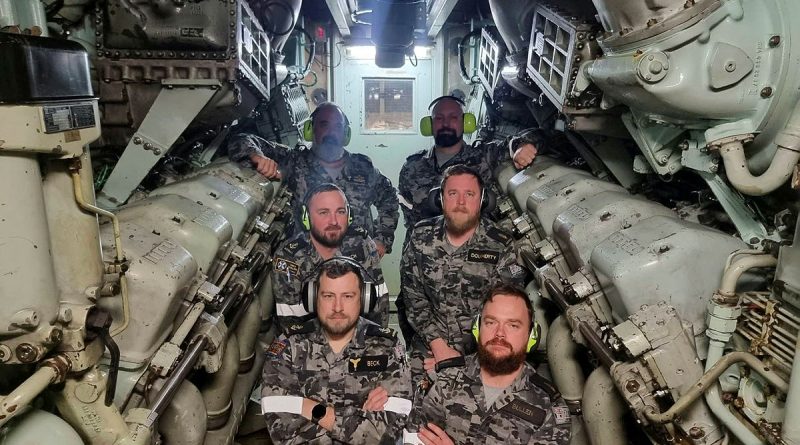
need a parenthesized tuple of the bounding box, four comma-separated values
(434, 216, 490, 245)
(309, 148, 353, 179)
(308, 316, 370, 351)
(424, 141, 467, 166)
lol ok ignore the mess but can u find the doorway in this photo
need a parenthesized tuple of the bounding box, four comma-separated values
(333, 50, 435, 295)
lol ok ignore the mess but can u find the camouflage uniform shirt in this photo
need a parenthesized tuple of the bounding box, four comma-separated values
(401, 216, 527, 353)
(398, 130, 550, 232)
(228, 133, 399, 251)
(409, 354, 571, 444)
(271, 226, 389, 331)
(261, 318, 413, 444)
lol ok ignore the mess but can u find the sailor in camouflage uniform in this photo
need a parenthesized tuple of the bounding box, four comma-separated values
(406, 285, 571, 445)
(261, 258, 412, 444)
(401, 165, 528, 387)
(272, 183, 388, 331)
(398, 95, 545, 233)
(228, 102, 399, 255)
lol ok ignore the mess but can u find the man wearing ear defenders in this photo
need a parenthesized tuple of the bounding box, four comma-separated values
(404, 285, 571, 445)
(271, 183, 388, 332)
(261, 258, 412, 444)
(401, 165, 528, 390)
(398, 95, 545, 233)
(227, 102, 399, 257)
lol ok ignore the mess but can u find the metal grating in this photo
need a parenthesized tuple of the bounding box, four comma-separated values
(526, 4, 600, 111)
(237, 1, 271, 102)
(478, 27, 505, 98)
(737, 291, 799, 372)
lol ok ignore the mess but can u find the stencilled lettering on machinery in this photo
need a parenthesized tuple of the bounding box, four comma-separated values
(608, 232, 644, 255)
(566, 204, 591, 221)
(530, 183, 556, 202)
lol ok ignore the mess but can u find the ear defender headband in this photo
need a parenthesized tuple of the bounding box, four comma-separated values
(471, 313, 540, 354)
(301, 256, 378, 315)
(427, 169, 496, 213)
(301, 183, 353, 231)
(419, 95, 477, 137)
(303, 105, 352, 146)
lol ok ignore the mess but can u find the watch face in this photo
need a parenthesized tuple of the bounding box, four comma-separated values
(312, 403, 326, 420)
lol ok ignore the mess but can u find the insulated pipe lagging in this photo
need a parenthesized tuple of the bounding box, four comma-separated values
(202, 333, 239, 430)
(782, 334, 800, 444)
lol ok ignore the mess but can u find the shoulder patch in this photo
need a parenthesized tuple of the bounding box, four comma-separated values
(273, 257, 301, 277)
(265, 339, 289, 360)
(486, 226, 513, 245)
(285, 320, 316, 336)
(366, 324, 397, 340)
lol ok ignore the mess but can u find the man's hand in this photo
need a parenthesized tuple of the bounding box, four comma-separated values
(419, 423, 454, 445)
(362, 386, 389, 411)
(428, 338, 461, 371)
(512, 142, 538, 169)
(374, 241, 387, 258)
(249, 153, 282, 179)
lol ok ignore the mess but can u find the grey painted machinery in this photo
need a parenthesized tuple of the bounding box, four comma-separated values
(485, 1, 800, 444)
(0, 1, 296, 444)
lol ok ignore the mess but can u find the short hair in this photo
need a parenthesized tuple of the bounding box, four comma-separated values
(304, 182, 347, 208)
(428, 95, 465, 112)
(481, 283, 534, 330)
(317, 257, 364, 294)
(311, 102, 350, 127)
(440, 164, 484, 192)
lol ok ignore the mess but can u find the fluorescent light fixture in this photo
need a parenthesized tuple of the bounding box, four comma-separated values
(414, 46, 432, 58)
(346, 45, 376, 59)
(501, 65, 517, 75)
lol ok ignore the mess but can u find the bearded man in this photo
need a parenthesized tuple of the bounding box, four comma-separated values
(271, 183, 388, 331)
(406, 284, 571, 445)
(400, 165, 527, 388)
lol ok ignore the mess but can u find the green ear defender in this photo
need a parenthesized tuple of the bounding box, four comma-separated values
(302, 119, 352, 146)
(301, 203, 352, 231)
(471, 315, 540, 353)
(419, 113, 477, 137)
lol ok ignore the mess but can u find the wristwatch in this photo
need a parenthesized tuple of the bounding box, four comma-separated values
(311, 403, 327, 422)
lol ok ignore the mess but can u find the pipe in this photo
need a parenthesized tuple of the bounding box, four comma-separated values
(644, 351, 788, 424)
(150, 337, 208, 417)
(547, 316, 585, 412)
(582, 368, 627, 445)
(0, 360, 64, 427)
(715, 100, 800, 196)
(236, 298, 262, 373)
(70, 167, 130, 337)
(782, 334, 800, 443)
(202, 333, 239, 430)
(154, 381, 206, 445)
(703, 344, 764, 445)
(718, 140, 800, 196)
(718, 254, 777, 297)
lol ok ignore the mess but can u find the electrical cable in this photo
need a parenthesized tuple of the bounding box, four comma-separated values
(458, 28, 483, 84)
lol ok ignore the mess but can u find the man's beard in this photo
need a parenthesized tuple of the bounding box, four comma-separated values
(321, 313, 358, 338)
(310, 224, 345, 248)
(478, 338, 526, 375)
(314, 137, 344, 162)
(444, 207, 480, 237)
(434, 130, 461, 147)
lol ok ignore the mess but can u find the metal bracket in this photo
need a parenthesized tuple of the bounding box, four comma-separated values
(97, 79, 221, 208)
(699, 172, 775, 244)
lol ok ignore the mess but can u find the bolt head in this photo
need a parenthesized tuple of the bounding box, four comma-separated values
(769, 35, 781, 47)
(761, 87, 773, 98)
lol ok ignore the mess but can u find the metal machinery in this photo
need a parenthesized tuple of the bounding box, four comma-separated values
(480, 0, 800, 444)
(0, 1, 299, 443)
